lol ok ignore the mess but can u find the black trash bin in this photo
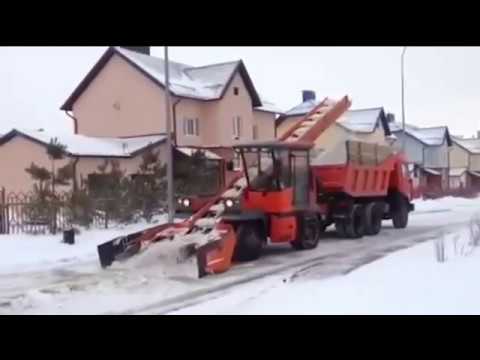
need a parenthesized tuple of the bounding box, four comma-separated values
(63, 229, 75, 245)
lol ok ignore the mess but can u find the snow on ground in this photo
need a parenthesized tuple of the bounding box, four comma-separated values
(171, 226, 480, 315)
(0, 214, 168, 274)
(0, 196, 478, 314)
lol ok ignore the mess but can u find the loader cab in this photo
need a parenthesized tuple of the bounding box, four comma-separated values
(234, 141, 313, 212)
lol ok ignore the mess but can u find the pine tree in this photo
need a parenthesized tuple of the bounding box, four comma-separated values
(127, 149, 167, 222)
(46, 137, 67, 194)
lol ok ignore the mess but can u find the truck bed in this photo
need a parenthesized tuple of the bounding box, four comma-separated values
(312, 141, 397, 197)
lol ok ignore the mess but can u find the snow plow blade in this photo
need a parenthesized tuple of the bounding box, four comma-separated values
(97, 222, 188, 268)
(97, 232, 142, 268)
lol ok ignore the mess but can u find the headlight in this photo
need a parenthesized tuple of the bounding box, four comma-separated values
(225, 199, 234, 208)
(177, 198, 183, 205)
(182, 198, 191, 207)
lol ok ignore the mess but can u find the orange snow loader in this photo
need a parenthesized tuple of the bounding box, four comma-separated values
(97, 95, 415, 277)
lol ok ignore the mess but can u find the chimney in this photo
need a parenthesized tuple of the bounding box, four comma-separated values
(477, 130, 480, 139)
(302, 90, 316, 102)
(121, 46, 150, 55)
(386, 113, 395, 123)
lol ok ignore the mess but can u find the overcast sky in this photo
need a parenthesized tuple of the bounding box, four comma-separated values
(1, 46, 479, 137)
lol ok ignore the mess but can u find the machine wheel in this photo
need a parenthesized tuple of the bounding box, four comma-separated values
(291, 214, 322, 250)
(233, 223, 265, 262)
(365, 202, 383, 236)
(345, 205, 365, 239)
(391, 194, 409, 229)
(335, 219, 347, 238)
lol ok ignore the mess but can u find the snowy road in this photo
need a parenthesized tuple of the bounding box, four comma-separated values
(0, 197, 478, 314)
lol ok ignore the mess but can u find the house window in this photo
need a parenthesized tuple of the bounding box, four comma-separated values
(233, 116, 242, 138)
(183, 118, 199, 136)
(253, 125, 258, 140)
(233, 87, 239, 96)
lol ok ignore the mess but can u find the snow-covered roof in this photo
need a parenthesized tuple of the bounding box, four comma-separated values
(117, 47, 237, 100)
(452, 137, 480, 154)
(339, 108, 386, 133)
(450, 168, 467, 177)
(284, 99, 321, 117)
(61, 47, 261, 110)
(280, 100, 389, 135)
(423, 168, 441, 175)
(0, 129, 167, 158)
(175, 147, 222, 160)
(254, 97, 284, 114)
(391, 123, 451, 146)
(469, 170, 480, 177)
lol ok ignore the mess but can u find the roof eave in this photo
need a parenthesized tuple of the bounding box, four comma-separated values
(221, 60, 261, 107)
(61, 47, 116, 111)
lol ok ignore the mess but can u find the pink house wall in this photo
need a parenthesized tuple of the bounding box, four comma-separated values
(0, 137, 71, 194)
(0, 136, 167, 194)
(253, 111, 276, 140)
(72, 56, 257, 148)
(73, 54, 167, 137)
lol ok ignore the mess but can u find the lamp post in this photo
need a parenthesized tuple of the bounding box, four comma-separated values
(164, 46, 174, 223)
(401, 46, 407, 150)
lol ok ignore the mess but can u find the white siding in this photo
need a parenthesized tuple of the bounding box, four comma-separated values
(393, 132, 424, 164)
(424, 143, 449, 168)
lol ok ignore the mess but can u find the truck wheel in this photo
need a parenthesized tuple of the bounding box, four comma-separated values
(365, 202, 383, 235)
(233, 223, 264, 262)
(392, 194, 409, 229)
(335, 220, 347, 238)
(291, 214, 322, 250)
(345, 205, 365, 239)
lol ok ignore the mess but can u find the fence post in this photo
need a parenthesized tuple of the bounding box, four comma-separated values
(105, 206, 108, 229)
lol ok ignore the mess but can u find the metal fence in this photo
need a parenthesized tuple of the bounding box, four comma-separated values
(0, 188, 108, 235)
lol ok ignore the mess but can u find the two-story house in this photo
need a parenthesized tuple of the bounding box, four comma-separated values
(0, 46, 283, 194)
(450, 136, 480, 190)
(61, 46, 281, 153)
(390, 123, 452, 192)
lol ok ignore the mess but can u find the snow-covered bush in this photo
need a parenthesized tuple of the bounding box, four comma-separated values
(469, 212, 480, 247)
(434, 234, 446, 263)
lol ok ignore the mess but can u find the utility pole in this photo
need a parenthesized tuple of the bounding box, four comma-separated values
(164, 46, 174, 223)
(401, 46, 407, 151)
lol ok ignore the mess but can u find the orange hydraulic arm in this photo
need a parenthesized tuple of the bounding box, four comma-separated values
(280, 96, 351, 144)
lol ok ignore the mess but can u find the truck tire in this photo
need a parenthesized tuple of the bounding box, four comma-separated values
(233, 223, 264, 262)
(392, 194, 409, 229)
(291, 214, 322, 250)
(365, 202, 383, 236)
(345, 205, 365, 239)
(335, 220, 347, 238)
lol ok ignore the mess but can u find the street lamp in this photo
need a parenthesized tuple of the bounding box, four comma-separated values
(164, 46, 174, 223)
(401, 46, 407, 150)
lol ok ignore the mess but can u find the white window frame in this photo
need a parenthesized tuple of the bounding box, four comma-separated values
(233, 116, 242, 138)
(183, 118, 199, 136)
